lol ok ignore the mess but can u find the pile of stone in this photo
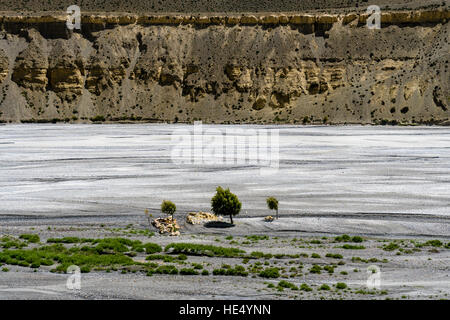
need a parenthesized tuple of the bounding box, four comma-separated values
(264, 216, 274, 222)
(151, 217, 180, 236)
(186, 212, 223, 225)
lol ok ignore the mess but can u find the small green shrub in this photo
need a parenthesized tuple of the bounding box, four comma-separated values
(383, 243, 400, 251)
(259, 267, 280, 278)
(323, 265, 335, 274)
(154, 265, 178, 275)
(19, 234, 40, 243)
(213, 265, 248, 277)
(319, 284, 331, 291)
(179, 268, 199, 275)
(336, 282, 347, 290)
(143, 243, 162, 254)
(311, 253, 321, 258)
(334, 235, 351, 242)
(341, 244, 365, 250)
(309, 265, 322, 274)
(300, 283, 312, 291)
(278, 280, 298, 290)
(165, 243, 245, 258)
(325, 253, 343, 259)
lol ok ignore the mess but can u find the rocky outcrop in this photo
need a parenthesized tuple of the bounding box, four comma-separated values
(0, 10, 449, 124)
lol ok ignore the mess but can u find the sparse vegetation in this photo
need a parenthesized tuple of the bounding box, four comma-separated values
(165, 243, 245, 258)
(259, 267, 280, 278)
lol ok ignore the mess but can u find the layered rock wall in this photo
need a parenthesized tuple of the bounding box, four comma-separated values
(0, 10, 448, 124)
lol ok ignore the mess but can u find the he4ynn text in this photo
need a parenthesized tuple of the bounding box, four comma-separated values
(179, 304, 271, 317)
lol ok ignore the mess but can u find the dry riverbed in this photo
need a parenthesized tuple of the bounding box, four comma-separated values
(0, 215, 449, 300)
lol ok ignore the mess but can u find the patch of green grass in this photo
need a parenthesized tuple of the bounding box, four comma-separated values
(416, 240, 443, 248)
(1, 267, 9, 272)
(0, 240, 140, 273)
(1, 236, 28, 249)
(154, 265, 178, 275)
(325, 253, 343, 259)
(213, 265, 248, 277)
(165, 243, 246, 258)
(277, 280, 298, 291)
(201, 270, 209, 276)
(323, 265, 335, 274)
(179, 268, 199, 275)
(383, 242, 400, 251)
(47, 237, 89, 244)
(259, 267, 280, 278)
(311, 253, 321, 258)
(319, 284, 331, 291)
(146, 254, 185, 263)
(335, 235, 365, 243)
(309, 265, 322, 274)
(300, 283, 312, 291)
(191, 263, 203, 270)
(250, 251, 273, 259)
(19, 234, 40, 243)
(246, 235, 269, 241)
(341, 244, 365, 250)
(335, 282, 347, 290)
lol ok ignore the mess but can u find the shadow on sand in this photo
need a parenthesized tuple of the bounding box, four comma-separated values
(203, 221, 235, 228)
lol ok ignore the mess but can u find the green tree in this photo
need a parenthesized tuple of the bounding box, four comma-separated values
(161, 200, 176, 220)
(211, 186, 241, 224)
(266, 197, 279, 219)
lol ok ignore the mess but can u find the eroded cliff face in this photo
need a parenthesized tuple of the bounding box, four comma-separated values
(0, 11, 448, 124)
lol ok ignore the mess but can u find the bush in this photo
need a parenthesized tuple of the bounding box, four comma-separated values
(336, 282, 347, 290)
(146, 254, 176, 263)
(311, 253, 321, 258)
(154, 265, 178, 275)
(161, 200, 176, 219)
(278, 280, 298, 290)
(309, 265, 322, 274)
(165, 243, 245, 258)
(211, 186, 241, 224)
(323, 265, 335, 274)
(259, 267, 280, 278)
(19, 234, 40, 243)
(319, 284, 331, 291)
(143, 243, 162, 254)
(325, 253, 343, 259)
(421, 240, 442, 247)
(47, 237, 84, 244)
(341, 244, 365, 250)
(201, 270, 209, 276)
(351, 236, 364, 243)
(300, 283, 312, 291)
(213, 265, 248, 277)
(335, 235, 351, 242)
(180, 268, 199, 275)
(383, 243, 399, 251)
(246, 235, 269, 241)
